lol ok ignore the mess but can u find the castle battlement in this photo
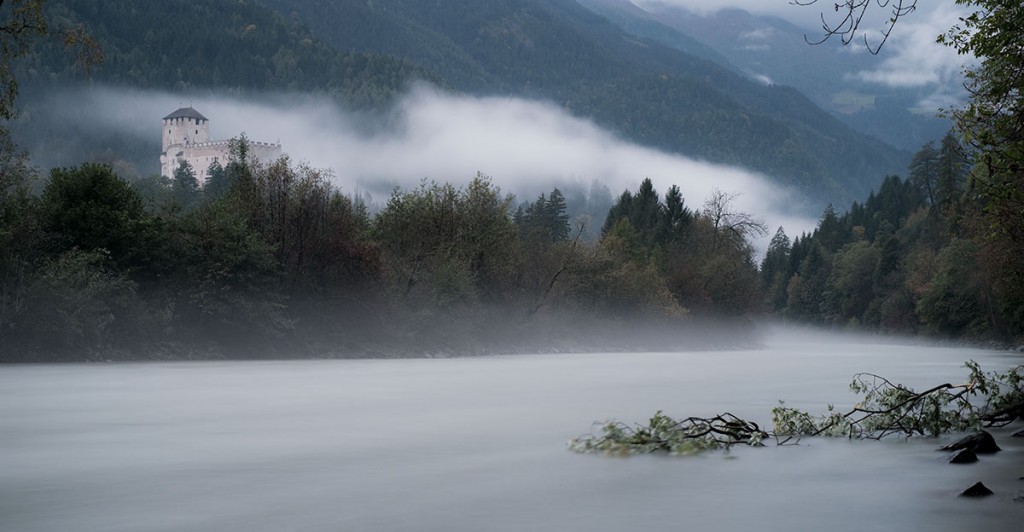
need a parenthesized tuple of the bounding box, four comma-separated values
(183, 139, 282, 150)
(160, 107, 283, 186)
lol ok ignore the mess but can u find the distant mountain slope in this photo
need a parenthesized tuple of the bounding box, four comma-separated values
(574, 0, 736, 70)
(583, 0, 951, 152)
(20, 0, 444, 108)
(9, 0, 447, 176)
(260, 0, 908, 205)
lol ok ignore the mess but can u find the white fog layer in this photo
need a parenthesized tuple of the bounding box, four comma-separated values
(45, 85, 820, 246)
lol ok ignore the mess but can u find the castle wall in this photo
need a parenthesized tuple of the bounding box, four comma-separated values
(161, 139, 283, 186)
(161, 106, 282, 186)
(179, 141, 230, 186)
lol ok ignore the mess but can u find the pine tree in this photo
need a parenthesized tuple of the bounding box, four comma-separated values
(658, 184, 692, 246)
(172, 159, 199, 208)
(204, 160, 227, 201)
(760, 227, 791, 311)
(543, 187, 570, 242)
(908, 141, 939, 205)
(936, 132, 966, 208)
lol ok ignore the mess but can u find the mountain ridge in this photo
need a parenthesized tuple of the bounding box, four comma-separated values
(259, 0, 909, 205)
(586, 0, 952, 152)
(14, 0, 910, 207)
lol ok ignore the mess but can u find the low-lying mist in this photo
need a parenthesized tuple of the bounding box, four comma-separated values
(22, 84, 819, 246)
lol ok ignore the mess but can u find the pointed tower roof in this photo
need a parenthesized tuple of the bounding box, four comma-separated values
(163, 107, 208, 121)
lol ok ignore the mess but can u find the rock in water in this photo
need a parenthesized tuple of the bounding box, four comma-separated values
(959, 482, 994, 498)
(1012, 429, 1024, 438)
(939, 430, 1001, 454)
(947, 449, 978, 464)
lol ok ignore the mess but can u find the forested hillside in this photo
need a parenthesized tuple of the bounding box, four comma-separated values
(9, 0, 445, 178)
(7, 0, 909, 206)
(19, 0, 443, 107)
(260, 0, 909, 205)
(579, 0, 951, 153)
(761, 134, 1023, 338)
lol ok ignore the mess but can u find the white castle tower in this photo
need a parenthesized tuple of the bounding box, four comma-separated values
(160, 106, 282, 186)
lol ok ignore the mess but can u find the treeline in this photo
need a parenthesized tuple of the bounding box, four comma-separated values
(0, 142, 765, 361)
(760, 133, 1023, 338)
(5, 131, 1019, 362)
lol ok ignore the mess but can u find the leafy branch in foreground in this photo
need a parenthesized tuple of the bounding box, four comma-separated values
(570, 361, 1024, 455)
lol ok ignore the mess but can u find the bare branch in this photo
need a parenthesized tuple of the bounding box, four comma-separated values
(792, 0, 917, 54)
(529, 221, 585, 316)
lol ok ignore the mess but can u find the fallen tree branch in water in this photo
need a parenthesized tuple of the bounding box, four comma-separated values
(570, 361, 1024, 455)
(569, 411, 768, 455)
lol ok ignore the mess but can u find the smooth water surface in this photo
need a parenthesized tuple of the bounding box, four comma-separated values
(2, 328, 1023, 531)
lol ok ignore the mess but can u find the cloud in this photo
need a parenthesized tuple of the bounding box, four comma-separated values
(630, 1, 971, 111)
(42, 85, 820, 251)
(853, 5, 974, 89)
(739, 28, 775, 41)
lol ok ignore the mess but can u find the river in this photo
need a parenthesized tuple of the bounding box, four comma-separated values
(2, 328, 1022, 531)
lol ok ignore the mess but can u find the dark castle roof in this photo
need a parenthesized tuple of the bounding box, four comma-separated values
(163, 107, 208, 121)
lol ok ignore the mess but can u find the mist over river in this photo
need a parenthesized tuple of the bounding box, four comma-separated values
(2, 328, 1023, 531)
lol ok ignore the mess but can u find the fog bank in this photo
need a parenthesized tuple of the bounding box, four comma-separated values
(34, 85, 820, 246)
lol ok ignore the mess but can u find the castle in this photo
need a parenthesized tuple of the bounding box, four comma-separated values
(160, 107, 282, 185)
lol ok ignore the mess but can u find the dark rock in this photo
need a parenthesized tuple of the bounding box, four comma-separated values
(959, 482, 994, 498)
(939, 430, 1001, 454)
(947, 449, 978, 464)
(1012, 429, 1024, 438)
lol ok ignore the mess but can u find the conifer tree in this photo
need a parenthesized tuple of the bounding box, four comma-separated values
(935, 132, 966, 208)
(543, 188, 570, 242)
(658, 185, 692, 246)
(172, 159, 199, 208)
(908, 141, 938, 205)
